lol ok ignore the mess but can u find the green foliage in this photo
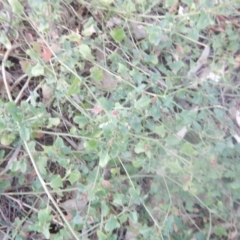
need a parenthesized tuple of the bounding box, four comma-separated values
(1, 0, 240, 239)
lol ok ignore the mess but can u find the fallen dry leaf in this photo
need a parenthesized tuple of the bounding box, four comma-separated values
(169, 0, 179, 14)
(130, 23, 148, 40)
(106, 17, 123, 28)
(102, 179, 112, 188)
(234, 53, 240, 69)
(176, 44, 184, 55)
(20, 60, 31, 73)
(91, 104, 103, 115)
(42, 84, 53, 104)
(60, 198, 88, 212)
(96, 49, 117, 90)
(187, 45, 210, 77)
(42, 45, 52, 62)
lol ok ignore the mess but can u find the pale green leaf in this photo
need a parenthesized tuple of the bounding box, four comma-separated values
(99, 0, 114, 6)
(97, 231, 109, 240)
(99, 151, 110, 168)
(134, 141, 146, 154)
(84, 139, 98, 150)
(50, 175, 63, 189)
(38, 208, 52, 223)
(10, 161, 21, 172)
(182, 0, 193, 6)
(165, 135, 181, 146)
(105, 215, 120, 232)
(197, 11, 213, 30)
(7, 0, 23, 14)
(73, 115, 88, 128)
(31, 63, 44, 76)
(79, 44, 92, 60)
(65, 33, 81, 42)
(19, 126, 30, 141)
(110, 28, 126, 42)
(0, 32, 11, 49)
(90, 67, 103, 81)
(165, 161, 182, 174)
(153, 125, 166, 138)
(129, 211, 138, 223)
(180, 142, 197, 155)
(47, 118, 60, 128)
(134, 95, 151, 109)
(68, 170, 81, 184)
(1, 133, 16, 146)
(67, 77, 81, 95)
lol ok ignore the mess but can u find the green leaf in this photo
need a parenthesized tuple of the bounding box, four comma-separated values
(0, 32, 11, 49)
(37, 156, 47, 175)
(180, 142, 197, 156)
(163, 215, 174, 236)
(148, 26, 160, 46)
(165, 0, 177, 7)
(0, 150, 5, 159)
(230, 180, 240, 190)
(79, 44, 92, 60)
(99, 0, 114, 6)
(197, 11, 213, 30)
(1, 133, 16, 146)
(31, 63, 44, 76)
(124, 0, 136, 13)
(73, 115, 88, 128)
(90, 67, 103, 81)
(10, 160, 21, 172)
(117, 63, 128, 74)
(144, 54, 158, 65)
(65, 33, 81, 42)
(47, 118, 60, 128)
(38, 208, 52, 224)
(98, 97, 113, 111)
(73, 214, 83, 225)
(67, 77, 81, 95)
(97, 231, 109, 240)
(129, 187, 141, 204)
(19, 126, 30, 141)
(119, 213, 128, 224)
(182, 0, 193, 6)
(84, 139, 98, 150)
(214, 225, 228, 237)
(55, 136, 65, 148)
(112, 193, 127, 206)
(42, 227, 50, 239)
(0, 180, 11, 192)
(110, 28, 126, 42)
(20, 160, 27, 173)
(68, 170, 81, 184)
(134, 141, 146, 154)
(99, 151, 110, 168)
(165, 161, 182, 174)
(165, 135, 181, 146)
(50, 175, 63, 189)
(134, 95, 151, 110)
(105, 215, 120, 232)
(153, 125, 166, 138)
(101, 201, 110, 217)
(184, 131, 200, 144)
(169, 60, 185, 73)
(7, 0, 23, 14)
(129, 211, 138, 223)
(6, 101, 21, 122)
